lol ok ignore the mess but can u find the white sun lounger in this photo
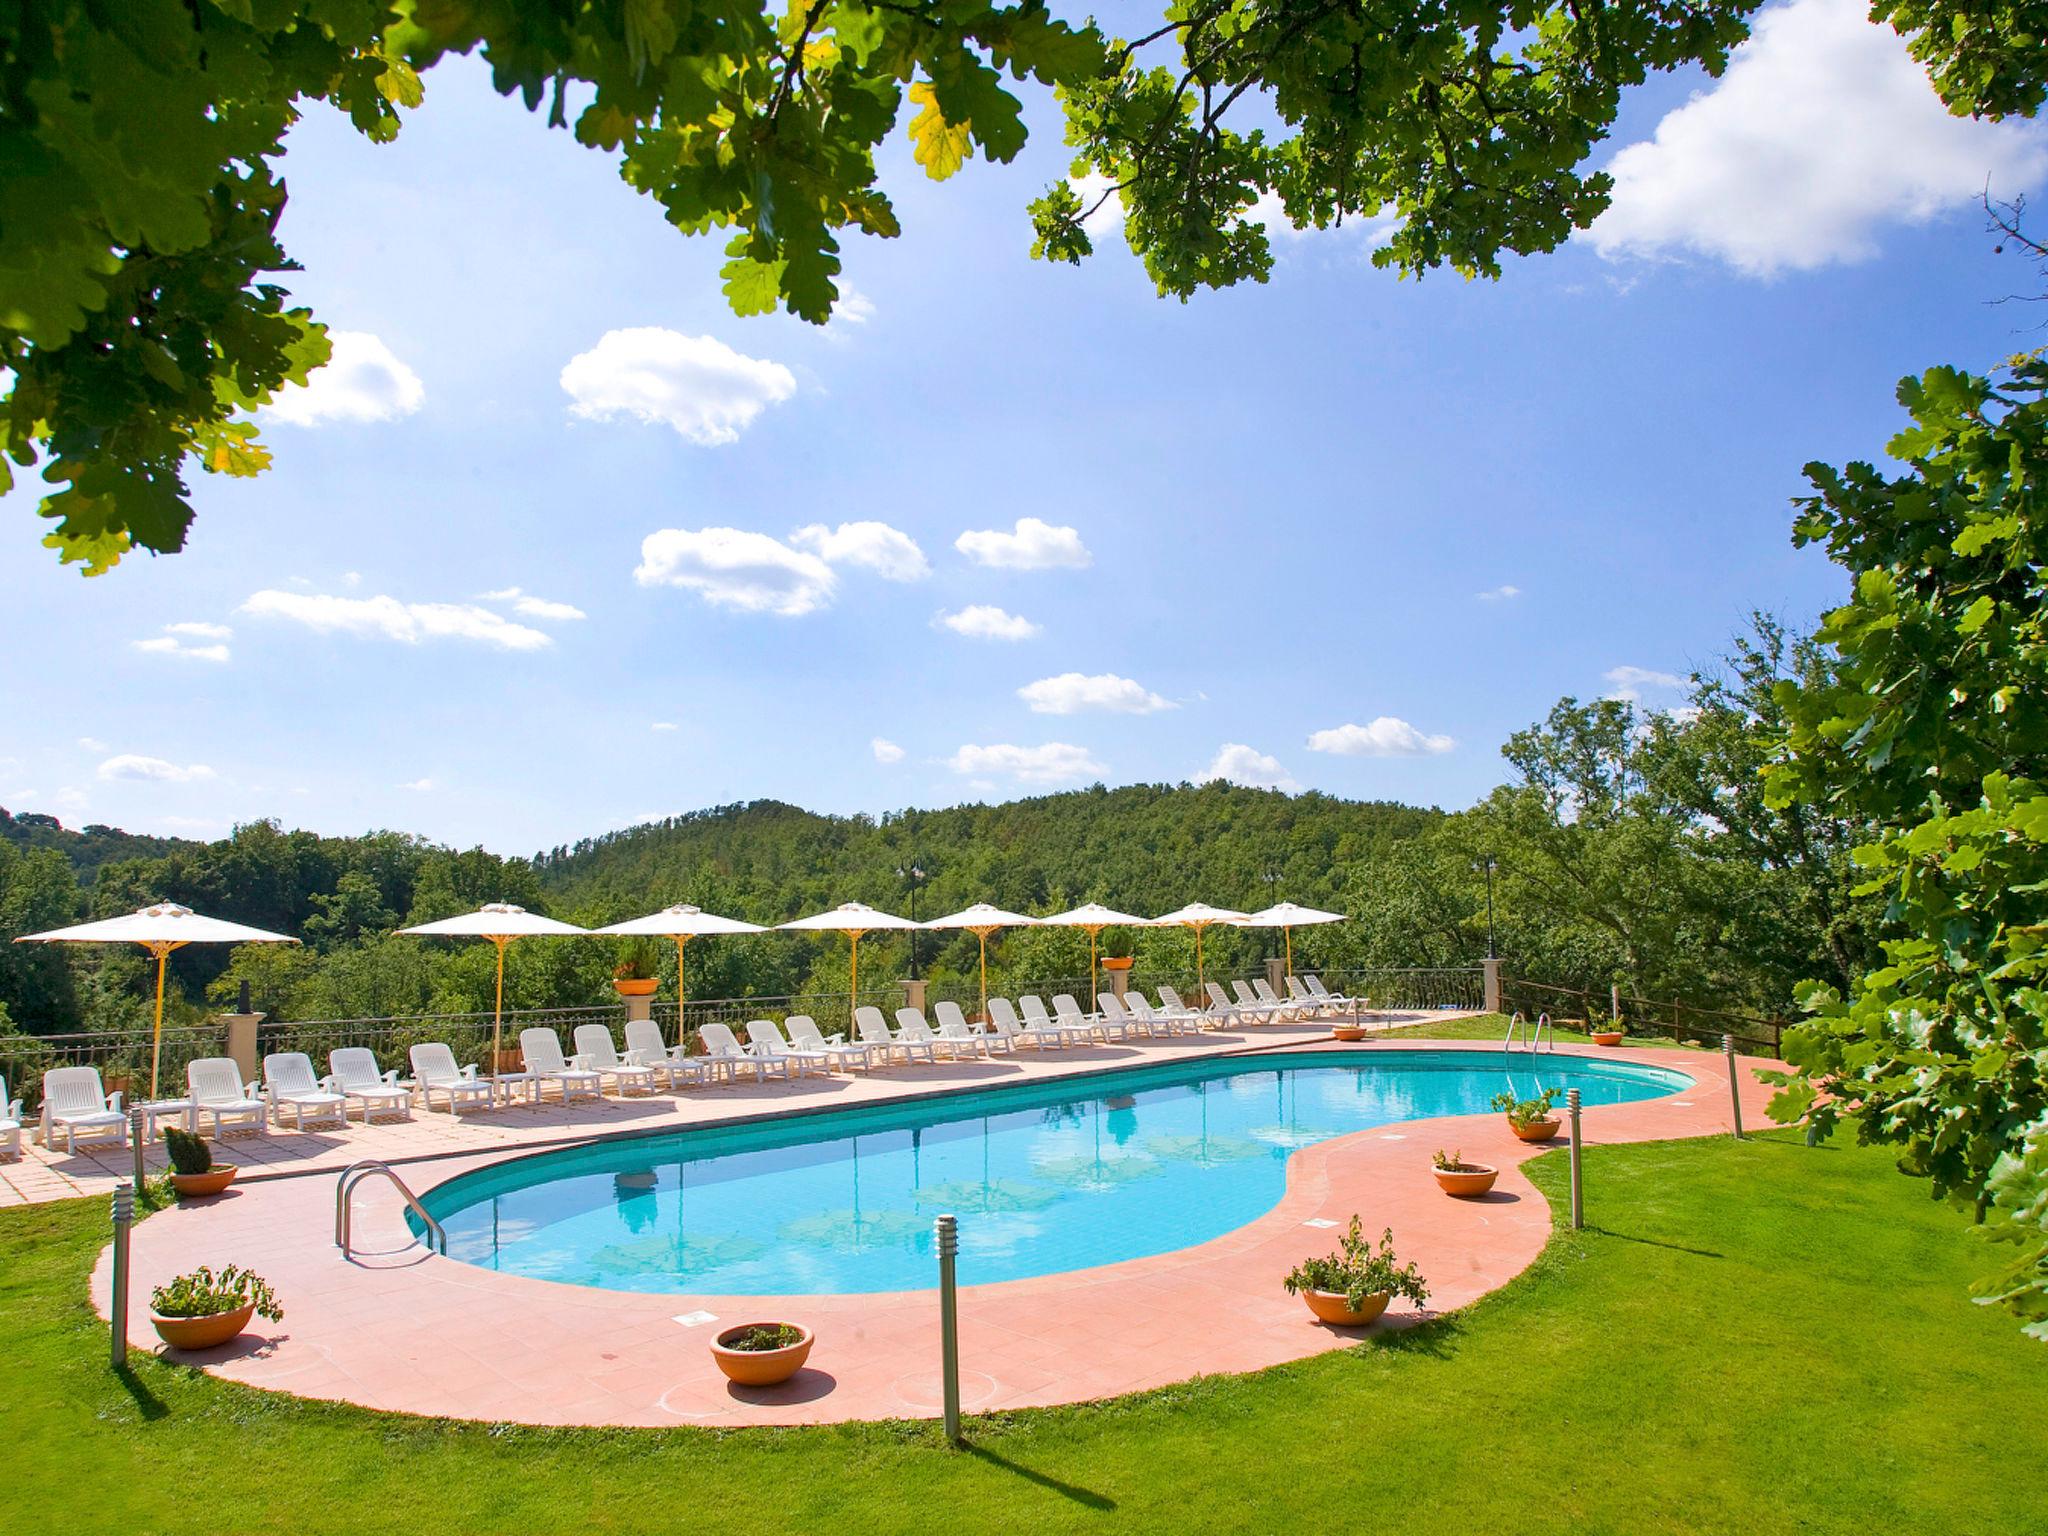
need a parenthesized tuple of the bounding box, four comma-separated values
(896, 1007, 977, 1061)
(1020, 994, 1094, 1047)
(1231, 979, 1289, 1023)
(519, 1028, 603, 1102)
(856, 1006, 932, 1065)
(1095, 992, 1150, 1040)
(410, 1042, 497, 1116)
(699, 1021, 794, 1081)
(328, 1048, 413, 1120)
(1053, 993, 1107, 1044)
(786, 1014, 878, 1071)
(1307, 975, 1361, 1012)
(985, 996, 1064, 1050)
(624, 1019, 713, 1088)
(1252, 978, 1311, 1021)
(37, 1065, 126, 1152)
(1287, 974, 1329, 1015)
(187, 1057, 267, 1137)
(1126, 990, 1200, 1035)
(937, 1000, 1011, 1055)
(0, 1074, 22, 1159)
(573, 1024, 662, 1095)
(747, 1018, 833, 1075)
(261, 1051, 348, 1130)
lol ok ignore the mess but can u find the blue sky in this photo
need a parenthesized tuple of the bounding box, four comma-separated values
(2, 0, 2042, 855)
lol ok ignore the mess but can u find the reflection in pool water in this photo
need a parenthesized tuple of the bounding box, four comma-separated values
(422, 1049, 1689, 1296)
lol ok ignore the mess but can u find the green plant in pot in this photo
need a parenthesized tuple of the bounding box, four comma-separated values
(163, 1126, 237, 1198)
(709, 1320, 815, 1386)
(1283, 1215, 1429, 1326)
(1491, 1086, 1563, 1141)
(613, 939, 660, 996)
(1431, 1146, 1500, 1197)
(149, 1264, 283, 1351)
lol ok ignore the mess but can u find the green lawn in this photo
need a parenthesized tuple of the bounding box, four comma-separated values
(1382, 1011, 1697, 1049)
(2, 1129, 2041, 1534)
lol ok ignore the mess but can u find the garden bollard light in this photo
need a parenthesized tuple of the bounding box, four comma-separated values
(1724, 1034, 1744, 1140)
(110, 1180, 134, 1368)
(936, 1213, 961, 1445)
(1566, 1089, 1583, 1231)
(129, 1102, 146, 1189)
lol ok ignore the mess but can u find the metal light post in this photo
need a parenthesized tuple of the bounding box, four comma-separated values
(1724, 1034, 1745, 1140)
(1566, 1089, 1584, 1229)
(110, 1180, 135, 1367)
(1474, 856, 1499, 959)
(935, 1212, 961, 1444)
(898, 861, 927, 980)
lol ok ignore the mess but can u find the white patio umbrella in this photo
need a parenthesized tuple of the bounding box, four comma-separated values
(594, 903, 766, 1048)
(1152, 902, 1251, 995)
(14, 902, 300, 1100)
(1037, 903, 1152, 1004)
(777, 901, 922, 1021)
(922, 903, 1040, 1022)
(1245, 901, 1349, 979)
(397, 903, 590, 1074)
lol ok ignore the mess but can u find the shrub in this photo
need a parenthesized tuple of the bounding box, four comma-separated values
(1433, 1148, 1487, 1172)
(719, 1323, 804, 1351)
(1282, 1216, 1430, 1312)
(1490, 1087, 1560, 1127)
(162, 1127, 212, 1175)
(150, 1265, 283, 1322)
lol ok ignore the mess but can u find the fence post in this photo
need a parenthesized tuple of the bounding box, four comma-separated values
(1481, 957, 1502, 1014)
(110, 1180, 134, 1368)
(1566, 1089, 1583, 1230)
(1610, 982, 1622, 1025)
(935, 1212, 961, 1444)
(1723, 1034, 1744, 1140)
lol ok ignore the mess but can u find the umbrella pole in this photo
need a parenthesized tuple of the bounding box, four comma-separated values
(978, 930, 990, 1022)
(147, 942, 170, 1101)
(1285, 926, 1293, 979)
(674, 935, 690, 1051)
(849, 931, 860, 1025)
(492, 936, 507, 1077)
(1196, 926, 1205, 993)
(1089, 926, 1099, 1005)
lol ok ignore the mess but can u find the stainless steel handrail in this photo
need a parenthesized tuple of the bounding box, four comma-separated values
(335, 1158, 446, 1260)
(1503, 1009, 1554, 1053)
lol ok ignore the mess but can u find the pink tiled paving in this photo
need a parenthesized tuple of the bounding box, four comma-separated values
(87, 1034, 1782, 1427)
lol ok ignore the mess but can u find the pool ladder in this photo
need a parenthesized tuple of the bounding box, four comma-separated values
(335, 1159, 446, 1261)
(1503, 1010, 1555, 1053)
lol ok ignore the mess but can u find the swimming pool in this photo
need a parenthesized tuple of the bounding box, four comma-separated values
(420, 1050, 1691, 1295)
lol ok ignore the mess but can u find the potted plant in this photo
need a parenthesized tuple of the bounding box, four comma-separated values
(149, 1264, 283, 1351)
(1590, 1012, 1627, 1047)
(1431, 1147, 1499, 1197)
(613, 943, 660, 998)
(1282, 1215, 1430, 1327)
(1491, 1086, 1563, 1141)
(163, 1126, 236, 1198)
(1100, 956, 1134, 973)
(709, 1321, 814, 1386)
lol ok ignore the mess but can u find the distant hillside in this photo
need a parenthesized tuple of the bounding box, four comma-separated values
(0, 807, 194, 881)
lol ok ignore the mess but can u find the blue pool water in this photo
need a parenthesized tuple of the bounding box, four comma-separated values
(421, 1050, 1690, 1295)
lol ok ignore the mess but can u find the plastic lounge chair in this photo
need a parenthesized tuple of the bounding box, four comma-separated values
(746, 1018, 833, 1075)
(1232, 980, 1288, 1023)
(1126, 990, 1199, 1036)
(1307, 975, 1361, 1012)
(986, 997, 1064, 1050)
(519, 1028, 603, 1102)
(329, 1048, 412, 1120)
(409, 1042, 497, 1116)
(1286, 974, 1329, 1016)
(699, 1021, 793, 1081)
(261, 1051, 348, 1130)
(1053, 993, 1108, 1044)
(573, 1024, 662, 1096)
(186, 1057, 268, 1138)
(786, 1014, 878, 1072)
(895, 1007, 975, 1061)
(1020, 994, 1092, 1047)
(1253, 978, 1311, 1022)
(1095, 992, 1151, 1040)
(0, 1074, 22, 1159)
(37, 1066, 127, 1152)
(1155, 984, 1208, 1028)
(623, 1019, 713, 1088)
(937, 1000, 1011, 1055)
(856, 1006, 931, 1065)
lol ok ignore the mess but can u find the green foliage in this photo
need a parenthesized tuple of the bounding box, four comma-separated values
(1490, 1086, 1560, 1127)
(1281, 1215, 1430, 1311)
(148, 1264, 282, 1323)
(1764, 358, 2048, 1338)
(1431, 1147, 1485, 1172)
(161, 1127, 212, 1177)
(718, 1323, 806, 1351)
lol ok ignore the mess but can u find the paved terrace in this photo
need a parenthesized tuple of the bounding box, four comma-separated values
(76, 1022, 1784, 1428)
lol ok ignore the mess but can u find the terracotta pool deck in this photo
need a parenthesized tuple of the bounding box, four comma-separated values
(84, 1028, 1783, 1429)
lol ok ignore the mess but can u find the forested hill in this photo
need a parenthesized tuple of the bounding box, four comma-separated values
(0, 808, 193, 880)
(534, 785, 1441, 920)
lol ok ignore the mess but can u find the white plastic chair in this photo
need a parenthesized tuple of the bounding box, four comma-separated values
(1020, 994, 1092, 1047)
(894, 1007, 974, 1061)
(0, 1074, 21, 1159)
(1286, 974, 1327, 1015)
(1205, 982, 1251, 1027)
(37, 1065, 126, 1152)
(853, 1006, 926, 1064)
(519, 1028, 602, 1102)
(786, 1014, 877, 1071)
(262, 1052, 347, 1130)
(1053, 994, 1106, 1044)
(989, 996, 1068, 1049)
(187, 1057, 267, 1137)
(409, 1042, 496, 1116)
(746, 1018, 832, 1075)
(1307, 975, 1360, 1012)
(1232, 980, 1288, 1022)
(937, 1000, 1011, 1055)
(623, 1019, 712, 1087)
(572, 1024, 661, 1096)
(1095, 992, 1146, 1040)
(698, 1021, 793, 1081)
(329, 1048, 412, 1120)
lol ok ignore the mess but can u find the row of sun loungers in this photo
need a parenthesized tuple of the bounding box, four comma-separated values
(15, 975, 1369, 1150)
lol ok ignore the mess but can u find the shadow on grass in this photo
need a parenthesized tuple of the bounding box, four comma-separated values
(1369, 1315, 1464, 1361)
(1584, 1225, 1724, 1259)
(113, 1362, 168, 1421)
(961, 1441, 1118, 1510)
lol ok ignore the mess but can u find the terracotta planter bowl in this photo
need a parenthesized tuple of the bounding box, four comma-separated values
(151, 1303, 256, 1351)
(1511, 1117, 1562, 1142)
(710, 1323, 814, 1386)
(613, 978, 660, 998)
(1591, 1031, 1626, 1047)
(1331, 1025, 1368, 1042)
(1299, 1289, 1390, 1327)
(170, 1167, 238, 1199)
(1432, 1163, 1499, 1197)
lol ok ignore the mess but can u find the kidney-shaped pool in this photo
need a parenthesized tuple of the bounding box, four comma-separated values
(418, 1049, 1691, 1295)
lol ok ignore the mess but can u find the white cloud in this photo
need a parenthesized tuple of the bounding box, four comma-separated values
(98, 755, 216, 784)
(832, 286, 877, 325)
(398, 778, 435, 792)
(651, 721, 679, 732)
(561, 327, 795, 446)
(945, 742, 1105, 785)
(1589, 0, 2048, 275)
(267, 331, 425, 427)
(1071, 171, 1126, 237)
(133, 627, 230, 663)
(634, 528, 837, 616)
(789, 521, 930, 581)
(166, 621, 231, 639)
(1603, 664, 1688, 703)
(872, 737, 906, 764)
(1017, 672, 1174, 715)
(1667, 705, 1705, 725)
(1476, 584, 1522, 601)
(1307, 717, 1456, 756)
(77, 737, 106, 753)
(955, 517, 1092, 571)
(1201, 743, 1302, 793)
(477, 587, 586, 622)
(341, 571, 362, 587)
(1240, 191, 1400, 250)
(157, 815, 224, 832)
(53, 786, 88, 811)
(937, 605, 1042, 641)
(240, 590, 553, 651)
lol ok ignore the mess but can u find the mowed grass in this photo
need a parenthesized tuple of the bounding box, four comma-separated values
(1382, 1011, 1698, 1049)
(1, 1130, 2042, 1535)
